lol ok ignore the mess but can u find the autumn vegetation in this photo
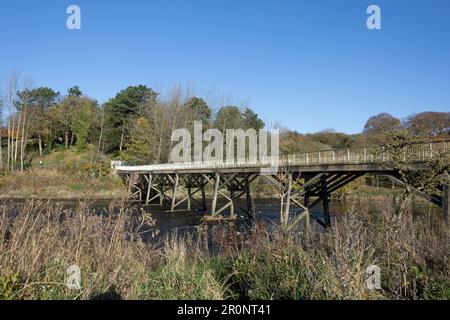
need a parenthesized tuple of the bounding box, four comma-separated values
(0, 72, 449, 300)
(0, 198, 449, 300)
(0, 71, 449, 177)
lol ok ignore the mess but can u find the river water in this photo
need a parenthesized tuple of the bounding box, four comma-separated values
(2, 197, 440, 242)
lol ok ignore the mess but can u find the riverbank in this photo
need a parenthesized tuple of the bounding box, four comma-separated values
(1, 197, 449, 300)
(0, 148, 127, 200)
(0, 168, 126, 199)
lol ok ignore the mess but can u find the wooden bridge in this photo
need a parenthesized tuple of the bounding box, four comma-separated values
(115, 142, 450, 228)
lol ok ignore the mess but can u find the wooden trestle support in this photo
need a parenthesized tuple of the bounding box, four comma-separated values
(123, 171, 450, 228)
(124, 170, 364, 229)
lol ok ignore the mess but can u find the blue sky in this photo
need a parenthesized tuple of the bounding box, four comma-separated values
(0, 0, 449, 133)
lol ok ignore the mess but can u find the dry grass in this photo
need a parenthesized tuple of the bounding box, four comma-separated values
(0, 197, 449, 300)
(0, 200, 157, 299)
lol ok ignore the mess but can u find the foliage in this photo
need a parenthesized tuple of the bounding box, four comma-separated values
(2, 198, 449, 300)
(104, 85, 158, 153)
(379, 128, 450, 204)
(363, 113, 402, 144)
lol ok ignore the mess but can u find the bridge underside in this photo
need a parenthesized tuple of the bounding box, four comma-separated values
(120, 165, 449, 229)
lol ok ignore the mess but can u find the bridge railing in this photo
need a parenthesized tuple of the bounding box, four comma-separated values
(115, 141, 449, 172)
(279, 140, 449, 166)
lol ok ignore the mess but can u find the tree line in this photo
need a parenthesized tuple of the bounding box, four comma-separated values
(1, 72, 449, 173)
(0, 73, 267, 172)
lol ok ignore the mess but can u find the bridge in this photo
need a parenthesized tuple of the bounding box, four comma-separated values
(115, 142, 450, 228)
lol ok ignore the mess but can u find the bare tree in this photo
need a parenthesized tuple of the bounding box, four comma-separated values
(380, 128, 450, 213)
(3, 71, 22, 172)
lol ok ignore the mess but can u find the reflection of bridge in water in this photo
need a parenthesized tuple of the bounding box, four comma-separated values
(115, 142, 449, 228)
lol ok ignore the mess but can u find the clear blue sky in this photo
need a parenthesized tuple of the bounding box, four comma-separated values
(1, 0, 449, 134)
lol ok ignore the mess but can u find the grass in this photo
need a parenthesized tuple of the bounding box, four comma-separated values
(0, 148, 126, 199)
(0, 197, 449, 300)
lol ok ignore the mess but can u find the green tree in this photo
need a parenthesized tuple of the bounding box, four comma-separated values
(214, 106, 244, 131)
(70, 97, 96, 151)
(184, 97, 212, 122)
(68, 86, 83, 98)
(16, 87, 59, 157)
(104, 85, 158, 153)
(121, 117, 152, 163)
(242, 108, 265, 130)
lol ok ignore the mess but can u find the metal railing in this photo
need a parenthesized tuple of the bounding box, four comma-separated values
(115, 141, 449, 173)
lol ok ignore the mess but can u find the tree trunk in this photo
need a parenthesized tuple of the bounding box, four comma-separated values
(97, 110, 104, 154)
(38, 135, 43, 158)
(119, 124, 125, 152)
(21, 124, 30, 171)
(20, 109, 26, 171)
(10, 116, 16, 172)
(65, 131, 69, 149)
(6, 120, 10, 171)
(14, 110, 22, 164)
(399, 192, 413, 218)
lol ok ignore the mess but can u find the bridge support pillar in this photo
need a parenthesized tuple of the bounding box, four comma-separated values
(280, 173, 293, 226)
(145, 174, 152, 204)
(187, 187, 192, 211)
(171, 174, 179, 212)
(321, 175, 330, 226)
(245, 176, 255, 220)
(211, 173, 220, 216)
(200, 178, 207, 212)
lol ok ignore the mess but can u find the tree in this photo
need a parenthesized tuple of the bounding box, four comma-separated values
(70, 97, 96, 151)
(104, 85, 158, 153)
(308, 129, 354, 150)
(68, 85, 82, 97)
(242, 108, 265, 130)
(184, 96, 212, 122)
(380, 128, 450, 214)
(121, 117, 153, 163)
(16, 87, 59, 157)
(53, 86, 85, 149)
(214, 106, 244, 131)
(363, 113, 402, 144)
(405, 112, 450, 138)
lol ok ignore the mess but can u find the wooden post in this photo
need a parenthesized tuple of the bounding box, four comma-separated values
(281, 173, 292, 226)
(146, 174, 152, 204)
(211, 173, 220, 216)
(304, 191, 310, 232)
(159, 185, 163, 205)
(200, 179, 207, 212)
(171, 174, 179, 211)
(245, 176, 255, 219)
(187, 187, 192, 211)
(321, 175, 330, 226)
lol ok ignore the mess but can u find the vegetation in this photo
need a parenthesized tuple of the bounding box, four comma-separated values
(1, 71, 449, 176)
(0, 198, 449, 300)
(0, 73, 449, 301)
(0, 148, 125, 199)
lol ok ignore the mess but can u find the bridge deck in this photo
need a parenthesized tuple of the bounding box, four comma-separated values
(114, 142, 449, 226)
(115, 162, 394, 175)
(115, 142, 447, 174)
